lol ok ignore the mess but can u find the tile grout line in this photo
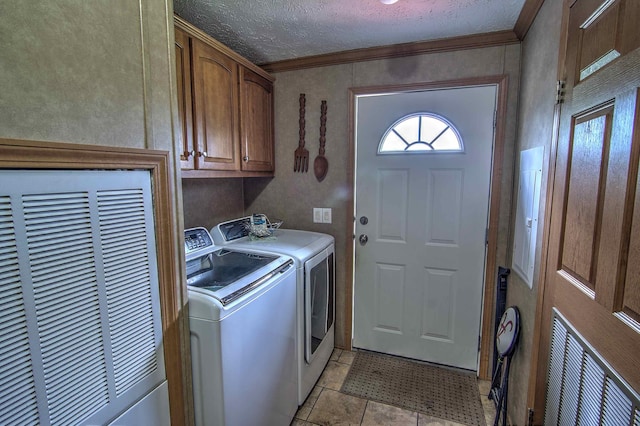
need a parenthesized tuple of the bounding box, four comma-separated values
(358, 400, 370, 425)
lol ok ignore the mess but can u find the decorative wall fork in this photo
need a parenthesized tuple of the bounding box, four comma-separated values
(294, 93, 309, 172)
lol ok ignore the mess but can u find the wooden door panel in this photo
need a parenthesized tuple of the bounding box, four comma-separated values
(174, 28, 194, 170)
(240, 67, 274, 172)
(192, 39, 239, 171)
(594, 90, 639, 310)
(561, 108, 611, 288)
(621, 89, 640, 324)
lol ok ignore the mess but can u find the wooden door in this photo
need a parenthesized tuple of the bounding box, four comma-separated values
(174, 27, 194, 170)
(352, 85, 496, 370)
(191, 39, 240, 171)
(239, 67, 274, 172)
(534, 0, 640, 422)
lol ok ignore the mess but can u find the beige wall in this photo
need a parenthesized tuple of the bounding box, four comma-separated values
(506, 0, 564, 423)
(244, 44, 521, 349)
(182, 178, 245, 230)
(0, 0, 188, 418)
(0, 0, 183, 267)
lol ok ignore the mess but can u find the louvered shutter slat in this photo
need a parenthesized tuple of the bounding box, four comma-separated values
(98, 189, 159, 397)
(576, 356, 604, 425)
(601, 378, 632, 425)
(23, 193, 110, 426)
(0, 196, 39, 425)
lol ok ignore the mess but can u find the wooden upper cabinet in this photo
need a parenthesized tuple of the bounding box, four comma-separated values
(174, 27, 194, 170)
(174, 16, 275, 178)
(192, 39, 240, 171)
(240, 67, 274, 172)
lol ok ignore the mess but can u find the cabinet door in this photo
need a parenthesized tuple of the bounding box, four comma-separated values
(239, 67, 274, 172)
(192, 39, 240, 171)
(174, 27, 194, 170)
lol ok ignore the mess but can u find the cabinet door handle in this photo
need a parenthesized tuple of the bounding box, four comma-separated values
(198, 151, 208, 158)
(185, 150, 195, 158)
(243, 156, 249, 162)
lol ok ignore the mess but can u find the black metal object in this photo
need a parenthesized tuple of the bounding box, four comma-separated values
(492, 267, 510, 377)
(489, 306, 520, 426)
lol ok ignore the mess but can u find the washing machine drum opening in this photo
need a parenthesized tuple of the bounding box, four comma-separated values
(187, 249, 277, 291)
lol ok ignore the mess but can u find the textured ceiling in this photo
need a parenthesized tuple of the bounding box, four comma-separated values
(173, 0, 526, 64)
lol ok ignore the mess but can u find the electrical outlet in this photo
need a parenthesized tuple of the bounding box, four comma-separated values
(322, 208, 332, 224)
(313, 208, 323, 223)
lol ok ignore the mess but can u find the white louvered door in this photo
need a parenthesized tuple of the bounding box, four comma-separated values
(0, 170, 167, 426)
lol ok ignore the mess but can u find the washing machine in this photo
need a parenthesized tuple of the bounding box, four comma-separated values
(185, 227, 298, 425)
(211, 217, 335, 405)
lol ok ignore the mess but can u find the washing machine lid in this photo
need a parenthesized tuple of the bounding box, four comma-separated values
(185, 227, 292, 306)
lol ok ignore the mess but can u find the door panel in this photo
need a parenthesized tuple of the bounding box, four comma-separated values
(353, 85, 497, 370)
(239, 67, 274, 172)
(174, 27, 194, 170)
(192, 39, 240, 171)
(426, 169, 463, 245)
(560, 107, 612, 289)
(377, 169, 408, 242)
(534, 0, 640, 422)
(374, 263, 405, 334)
(421, 268, 455, 341)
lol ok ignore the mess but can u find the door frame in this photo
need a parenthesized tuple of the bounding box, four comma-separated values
(345, 75, 509, 379)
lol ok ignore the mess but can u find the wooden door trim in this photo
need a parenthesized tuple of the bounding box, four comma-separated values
(345, 75, 509, 380)
(0, 138, 190, 425)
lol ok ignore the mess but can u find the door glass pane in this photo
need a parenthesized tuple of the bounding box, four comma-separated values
(310, 256, 330, 355)
(378, 113, 464, 154)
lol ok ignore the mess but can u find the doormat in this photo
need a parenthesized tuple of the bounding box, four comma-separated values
(341, 350, 486, 426)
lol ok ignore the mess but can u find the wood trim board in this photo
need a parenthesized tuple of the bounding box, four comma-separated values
(261, 30, 519, 73)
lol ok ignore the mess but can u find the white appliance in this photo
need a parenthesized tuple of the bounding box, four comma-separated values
(185, 227, 298, 426)
(211, 217, 335, 404)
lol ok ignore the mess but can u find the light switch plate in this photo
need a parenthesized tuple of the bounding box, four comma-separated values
(322, 208, 332, 224)
(313, 208, 323, 223)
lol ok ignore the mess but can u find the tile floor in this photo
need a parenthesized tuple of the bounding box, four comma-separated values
(292, 349, 497, 426)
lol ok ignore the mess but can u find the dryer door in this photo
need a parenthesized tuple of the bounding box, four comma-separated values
(304, 246, 335, 363)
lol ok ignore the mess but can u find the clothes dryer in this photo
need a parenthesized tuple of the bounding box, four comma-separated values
(211, 217, 335, 404)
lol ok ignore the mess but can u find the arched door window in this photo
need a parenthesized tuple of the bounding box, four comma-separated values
(378, 113, 464, 154)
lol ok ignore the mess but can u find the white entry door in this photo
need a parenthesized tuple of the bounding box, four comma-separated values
(353, 85, 496, 370)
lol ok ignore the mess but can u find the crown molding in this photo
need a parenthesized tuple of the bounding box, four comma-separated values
(514, 0, 546, 39)
(260, 30, 519, 73)
(175, 14, 274, 82)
